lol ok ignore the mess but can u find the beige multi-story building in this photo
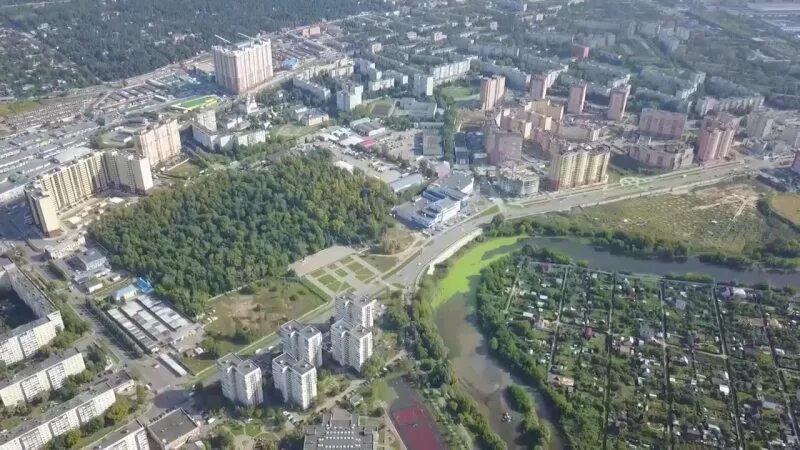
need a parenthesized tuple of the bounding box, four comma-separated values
(279, 321, 323, 367)
(272, 353, 317, 410)
(638, 108, 687, 140)
(480, 75, 506, 111)
(548, 145, 610, 191)
(133, 119, 181, 167)
(330, 320, 373, 372)
(212, 39, 274, 94)
(485, 125, 523, 166)
(607, 85, 630, 121)
(626, 142, 694, 171)
(25, 150, 153, 237)
(529, 75, 547, 100)
(567, 83, 587, 114)
(0, 348, 85, 407)
(334, 294, 376, 329)
(499, 113, 534, 140)
(745, 110, 774, 139)
(696, 113, 738, 162)
(527, 111, 553, 131)
(217, 354, 263, 407)
(0, 372, 133, 450)
(496, 165, 540, 197)
(525, 99, 564, 122)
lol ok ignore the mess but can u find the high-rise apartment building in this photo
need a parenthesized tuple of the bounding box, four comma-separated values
(133, 119, 181, 167)
(567, 83, 587, 114)
(548, 145, 610, 191)
(212, 39, 274, 94)
(330, 320, 373, 372)
(480, 75, 506, 111)
(271, 353, 317, 410)
(279, 321, 323, 367)
(525, 99, 564, 122)
(745, 111, 774, 139)
(196, 108, 217, 131)
(638, 108, 687, 140)
(25, 150, 153, 237)
(413, 74, 434, 98)
(607, 85, 630, 121)
(334, 294, 376, 328)
(336, 85, 364, 112)
(217, 354, 263, 407)
(696, 113, 738, 162)
(485, 125, 523, 166)
(529, 75, 547, 101)
(0, 348, 85, 407)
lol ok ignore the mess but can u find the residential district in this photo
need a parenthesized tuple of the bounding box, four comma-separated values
(0, 0, 799, 448)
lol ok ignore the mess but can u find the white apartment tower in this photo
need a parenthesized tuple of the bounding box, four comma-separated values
(413, 74, 434, 98)
(217, 354, 264, 407)
(334, 293, 376, 328)
(271, 353, 317, 410)
(279, 321, 323, 367)
(330, 320, 373, 372)
(213, 39, 274, 94)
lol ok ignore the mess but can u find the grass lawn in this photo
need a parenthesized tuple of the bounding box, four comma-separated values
(544, 181, 794, 254)
(334, 267, 349, 277)
(768, 193, 800, 227)
(275, 124, 317, 138)
(370, 379, 398, 404)
(245, 422, 264, 437)
(167, 161, 203, 179)
(207, 278, 326, 339)
(361, 254, 398, 274)
(0, 100, 40, 118)
(310, 268, 326, 278)
(432, 236, 526, 310)
(476, 205, 500, 218)
(440, 86, 477, 100)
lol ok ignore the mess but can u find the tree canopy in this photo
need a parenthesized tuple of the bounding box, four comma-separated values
(91, 152, 395, 316)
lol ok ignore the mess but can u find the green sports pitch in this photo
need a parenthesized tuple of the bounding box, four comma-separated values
(174, 95, 219, 111)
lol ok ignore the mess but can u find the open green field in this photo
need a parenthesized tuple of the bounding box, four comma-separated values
(207, 278, 326, 338)
(432, 236, 525, 310)
(0, 100, 40, 118)
(545, 181, 792, 254)
(275, 123, 317, 138)
(166, 160, 203, 179)
(439, 86, 477, 100)
(175, 95, 218, 111)
(768, 193, 800, 227)
(362, 254, 398, 274)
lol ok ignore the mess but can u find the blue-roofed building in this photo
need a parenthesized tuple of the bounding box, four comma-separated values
(282, 58, 300, 70)
(135, 278, 154, 294)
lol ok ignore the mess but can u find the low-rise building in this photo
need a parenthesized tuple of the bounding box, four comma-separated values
(146, 409, 200, 450)
(303, 410, 378, 450)
(75, 250, 107, 272)
(0, 348, 85, 407)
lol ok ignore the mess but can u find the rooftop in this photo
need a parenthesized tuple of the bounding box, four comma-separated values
(146, 409, 199, 447)
(0, 347, 81, 390)
(0, 371, 132, 445)
(217, 353, 260, 375)
(303, 409, 377, 450)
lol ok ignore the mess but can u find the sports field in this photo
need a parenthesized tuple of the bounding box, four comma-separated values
(389, 380, 446, 450)
(175, 95, 219, 111)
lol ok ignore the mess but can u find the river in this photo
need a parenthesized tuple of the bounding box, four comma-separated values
(434, 237, 800, 449)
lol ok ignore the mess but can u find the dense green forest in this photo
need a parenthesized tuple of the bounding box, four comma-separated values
(91, 152, 395, 316)
(0, 0, 385, 94)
